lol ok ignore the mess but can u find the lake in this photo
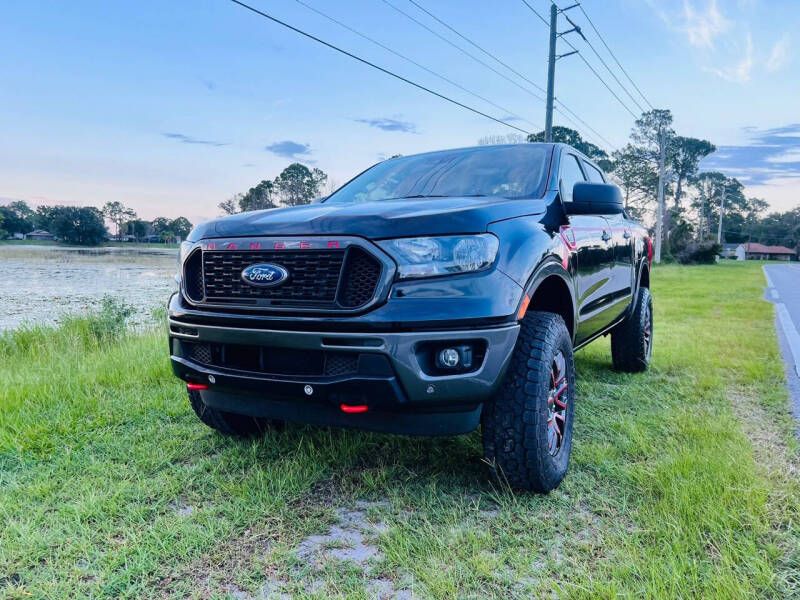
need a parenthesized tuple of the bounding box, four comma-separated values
(0, 245, 178, 331)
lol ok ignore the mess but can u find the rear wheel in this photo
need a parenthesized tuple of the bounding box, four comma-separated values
(481, 311, 575, 493)
(611, 286, 653, 373)
(188, 389, 281, 436)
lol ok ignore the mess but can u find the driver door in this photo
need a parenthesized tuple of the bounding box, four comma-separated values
(559, 153, 615, 344)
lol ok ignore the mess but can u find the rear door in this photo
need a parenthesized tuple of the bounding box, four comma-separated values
(559, 153, 615, 343)
(583, 160, 633, 322)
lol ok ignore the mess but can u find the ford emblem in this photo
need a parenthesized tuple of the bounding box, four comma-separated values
(241, 263, 289, 287)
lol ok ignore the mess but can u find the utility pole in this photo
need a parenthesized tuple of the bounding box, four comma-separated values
(544, 4, 580, 142)
(654, 127, 666, 263)
(717, 186, 726, 244)
(545, 4, 557, 142)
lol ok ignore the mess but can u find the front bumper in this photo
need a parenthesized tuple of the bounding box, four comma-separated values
(169, 314, 520, 435)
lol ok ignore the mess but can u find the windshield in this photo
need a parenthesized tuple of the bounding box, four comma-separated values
(325, 145, 551, 204)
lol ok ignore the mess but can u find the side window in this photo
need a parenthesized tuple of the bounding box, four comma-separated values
(584, 162, 605, 183)
(560, 154, 586, 203)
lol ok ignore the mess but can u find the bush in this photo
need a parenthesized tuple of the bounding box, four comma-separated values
(677, 241, 722, 265)
(0, 296, 134, 360)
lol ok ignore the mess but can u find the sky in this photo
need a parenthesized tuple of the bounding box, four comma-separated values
(1, 0, 798, 227)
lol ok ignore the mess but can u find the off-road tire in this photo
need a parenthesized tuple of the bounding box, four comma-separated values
(481, 311, 575, 493)
(188, 389, 281, 436)
(611, 286, 653, 373)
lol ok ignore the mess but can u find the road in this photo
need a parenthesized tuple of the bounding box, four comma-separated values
(764, 264, 800, 425)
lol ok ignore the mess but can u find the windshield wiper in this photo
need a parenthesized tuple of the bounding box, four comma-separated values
(398, 194, 487, 199)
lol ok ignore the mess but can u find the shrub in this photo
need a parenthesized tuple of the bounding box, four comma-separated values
(677, 241, 722, 265)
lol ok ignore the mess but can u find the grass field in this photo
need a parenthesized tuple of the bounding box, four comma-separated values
(1, 262, 798, 599)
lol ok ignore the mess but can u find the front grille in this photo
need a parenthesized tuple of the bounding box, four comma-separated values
(203, 250, 345, 302)
(182, 341, 358, 378)
(184, 245, 384, 311)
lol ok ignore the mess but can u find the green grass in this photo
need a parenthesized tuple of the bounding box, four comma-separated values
(1, 262, 798, 599)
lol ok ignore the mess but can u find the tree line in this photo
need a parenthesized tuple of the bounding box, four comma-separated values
(526, 112, 798, 258)
(219, 162, 328, 214)
(0, 200, 193, 247)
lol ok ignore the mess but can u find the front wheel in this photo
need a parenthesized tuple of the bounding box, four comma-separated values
(481, 311, 576, 493)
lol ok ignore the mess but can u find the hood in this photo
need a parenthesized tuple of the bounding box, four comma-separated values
(190, 196, 545, 241)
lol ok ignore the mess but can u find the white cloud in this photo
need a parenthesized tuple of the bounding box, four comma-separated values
(765, 148, 800, 164)
(682, 0, 730, 48)
(766, 34, 791, 72)
(704, 33, 754, 83)
(745, 176, 800, 212)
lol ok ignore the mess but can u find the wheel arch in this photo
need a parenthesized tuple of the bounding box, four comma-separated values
(522, 261, 576, 341)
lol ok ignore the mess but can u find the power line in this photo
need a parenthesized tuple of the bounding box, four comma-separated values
(568, 19, 645, 113)
(577, 4, 653, 109)
(519, 0, 639, 119)
(403, 0, 615, 149)
(406, 0, 546, 95)
(387, 0, 615, 149)
(226, 0, 532, 134)
(291, 0, 541, 129)
(380, 0, 546, 103)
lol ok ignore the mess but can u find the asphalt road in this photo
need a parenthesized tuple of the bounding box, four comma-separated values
(764, 264, 800, 426)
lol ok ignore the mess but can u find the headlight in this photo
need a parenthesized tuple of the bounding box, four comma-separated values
(378, 234, 499, 279)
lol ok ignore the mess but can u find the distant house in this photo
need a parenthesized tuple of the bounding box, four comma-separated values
(720, 243, 739, 259)
(24, 229, 56, 241)
(735, 243, 796, 261)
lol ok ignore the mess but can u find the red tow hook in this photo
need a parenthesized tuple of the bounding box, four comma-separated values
(340, 404, 368, 414)
(187, 383, 209, 391)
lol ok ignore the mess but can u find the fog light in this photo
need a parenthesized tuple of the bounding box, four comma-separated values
(438, 348, 460, 368)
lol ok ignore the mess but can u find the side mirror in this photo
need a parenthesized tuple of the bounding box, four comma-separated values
(565, 182, 624, 215)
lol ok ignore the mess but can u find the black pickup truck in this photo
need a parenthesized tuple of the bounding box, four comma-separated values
(169, 143, 652, 492)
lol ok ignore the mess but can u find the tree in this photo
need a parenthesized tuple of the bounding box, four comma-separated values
(0, 201, 35, 235)
(50, 206, 107, 246)
(218, 195, 241, 215)
(0, 212, 6, 239)
(102, 201, 136, 239)
(126, 219, 149, 240)
(240, 180, 277, 212)
(609, 144, 659, 220)
(151, 217, 172, 234)
(668, 136, 716, 249)
(528, 126, 613, 172)
(275, 163, 328, 207)
(629, 109, 675, 260)
(169, 217, 193, 240)
(35, 205, 63, 232)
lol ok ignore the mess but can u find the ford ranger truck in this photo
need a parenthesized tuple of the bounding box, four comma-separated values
(168, 143, 652, 492)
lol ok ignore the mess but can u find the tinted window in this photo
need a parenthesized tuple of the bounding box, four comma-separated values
(325, 145, 551, 204)
(584, 161, 605, 183)
(560, 154, 585, 203)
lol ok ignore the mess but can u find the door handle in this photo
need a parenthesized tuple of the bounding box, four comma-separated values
(623, 231, 631, 239)
(601, 230, 612, 242)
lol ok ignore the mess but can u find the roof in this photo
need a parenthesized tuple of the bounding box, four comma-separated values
(741, 242, 796, 254)
(27, 229, 53, 235)
(721, 244, 739, 251)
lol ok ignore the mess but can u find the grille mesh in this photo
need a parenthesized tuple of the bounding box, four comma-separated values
(183, 250, 204, 302)
(203, 250, 345, 302)
(337, 248, 382, 308)
(182, 341, 358, 377)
